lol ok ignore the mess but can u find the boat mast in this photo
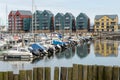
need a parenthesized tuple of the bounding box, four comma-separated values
(31, 0, 34, 34)
(6, 4, 8, 32)
(35, 5, 37, 34)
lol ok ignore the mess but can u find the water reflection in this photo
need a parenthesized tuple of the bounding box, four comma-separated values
(31, 57, 43, 64)
(76, 43, 90, 58)
(55, 46, 75, 59)
(55, 42, 90, 59)
(94, 40, 118, 57)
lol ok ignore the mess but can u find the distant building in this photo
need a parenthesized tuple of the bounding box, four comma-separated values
(64, 12, 76, 33)
(55, 13, 64, 32)
(23, 18, 31, 32)
(40, 10, 54, 33)
(32, 10, 42, 32)
(76, 13, 90, 32)
(94, 15, 118, 32)
(8, 10, 32, 33)
(8, 11, 17, 32)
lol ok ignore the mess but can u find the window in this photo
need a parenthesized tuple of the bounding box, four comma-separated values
(111, 26, 114, 28)
(101, 23, 104, 26)
(101, 19, 104, 21)
(96, 26, 99, 28)
(80, 17, 83, 19)
(102, 26, 104, 28)
(102, 29, 104, 31)
(106, 19, 109, 21)
(107, 26, 109, 28)
(106, 22, 109, 25)
(111, 22, 116, 25)
(66, 17, 69, 19)
(112, 29, 114, 31)
(95, 22, 100, 25)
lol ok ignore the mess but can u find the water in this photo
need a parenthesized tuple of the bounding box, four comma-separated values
(0, 40, 120, 74)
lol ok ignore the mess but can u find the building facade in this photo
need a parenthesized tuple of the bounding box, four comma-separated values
(32, 10, 42, 32)
(40, 10, 54, 33)
(64, 13, 76, 33)
(8, 11, 16, 32)
(55, 13, 64, 32)
(76, 13, 90, 32)
(94, 15, 118, 32)
(23, 18, 31, 32)
(8, 10, 32, 33)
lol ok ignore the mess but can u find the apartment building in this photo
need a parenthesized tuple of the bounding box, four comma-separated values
(94, 15, 118, 32)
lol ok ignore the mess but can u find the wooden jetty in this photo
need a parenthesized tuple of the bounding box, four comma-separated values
(0, 55, 32, 61)
(0, 64, 119, 80)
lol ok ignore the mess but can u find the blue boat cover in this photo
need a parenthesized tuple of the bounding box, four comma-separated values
(52, 40, 66, 45)
(58, 34, 62, 39)
(31, 43, 46, 50)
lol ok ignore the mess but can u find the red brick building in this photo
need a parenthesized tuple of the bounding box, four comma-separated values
(8, 11, 16, 32)
(8, 10, 32, 33)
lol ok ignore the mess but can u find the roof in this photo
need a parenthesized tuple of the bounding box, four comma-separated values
(44, 10, 53, 15)
(65, 12, 75, 19)
(95, 15, 118, 20)
(11, 11, 17, 14)
(36, 10, 42, 14)
(77, 13, 89, 19)
(56, 13, 64, 16)
(33, 10, 42, 15)
(55, 13, 64, 18)
(17, 10, 32, 15)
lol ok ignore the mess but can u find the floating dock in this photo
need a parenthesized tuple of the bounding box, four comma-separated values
(0, 54, 32, 61)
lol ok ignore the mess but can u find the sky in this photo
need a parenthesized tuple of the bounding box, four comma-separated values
(0, 0, 120, 25)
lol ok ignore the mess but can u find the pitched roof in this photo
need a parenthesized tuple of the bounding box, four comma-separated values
(11, 11, 17, 14)
(57, 13, 64, 16)
(17, 10, 32, 15)
(33, 10, 42, 15)
(65, 12, 75, 19)
(95, 15, 118, 20)
(44, 10, 53, 15)
(77, 13, 89, 19)
(55, 13, 64, 17)
(36, 10, 42, 14)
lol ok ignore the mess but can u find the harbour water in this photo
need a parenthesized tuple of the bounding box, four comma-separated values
(0, 40, 120, 75)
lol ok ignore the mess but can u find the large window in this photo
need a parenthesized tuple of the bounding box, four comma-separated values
(102, 26, 104, 28)
(107, 26, 109, 28)
(95, 22, 100, 25)
(80, 17, 83, 19)
(106, 22, 109, 25)
(101, 22, 104, 26)
(102, 29, 104, 31)
(111, 22, 116, 25)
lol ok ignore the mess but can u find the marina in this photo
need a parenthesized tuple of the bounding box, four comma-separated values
(0, 38, 120, 74)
